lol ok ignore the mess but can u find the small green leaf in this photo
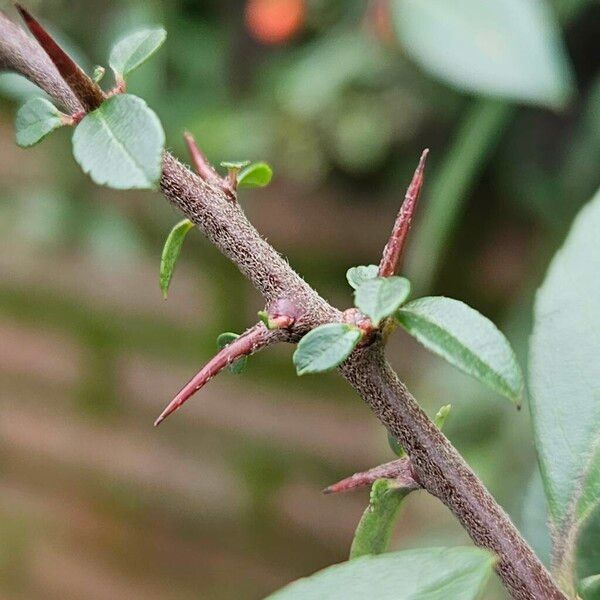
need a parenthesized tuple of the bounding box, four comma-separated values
(220, 160, 251, 170)
(396, 297, 523, 404)
(92, 65, 106, 83)
(346, 264, 379, 290)
(15, 97, 67, 147)
(109, 27, 166, 80)
(391, 0, 574, 108)
(216, 332, 248, 374)
(387, 432, 405, 458)
(159, 219, 194, 298)
(266, 546, 495, 599)
(293, 323, 361, 375)
(434, 404, 451, 430)
(349, 479, 412, 560)
(237, 162, 273, 188)
(354, 276, 411, 326)
(72, 94, 165, 190)
(580, 574, 600, 600)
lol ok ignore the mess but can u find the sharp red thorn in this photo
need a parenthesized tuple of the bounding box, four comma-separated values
(378, 149, 429, 277)
(15, 3, 104, 111)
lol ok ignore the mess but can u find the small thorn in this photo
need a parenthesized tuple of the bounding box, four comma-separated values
(15, 3, 104, 111)
(378, 149, 429, 277)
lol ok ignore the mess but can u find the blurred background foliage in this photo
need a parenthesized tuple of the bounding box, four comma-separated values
(0, 0, 598, 598)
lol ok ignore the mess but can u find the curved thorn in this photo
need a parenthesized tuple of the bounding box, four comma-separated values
(154, 322, 281, 426)
(378, 149, 429, 277)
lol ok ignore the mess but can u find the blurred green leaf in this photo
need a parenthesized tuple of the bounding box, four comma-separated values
(349, 479, 412, 560)
(266, 547, 495, 599)
(391, 0, 574, 108)
(354, 276, 411, 326)
(520, 468, 552, 567)
(216, 332, 248, 375)
(109, 27, 167, 80)
(580, 574, 600, 600)
(293, 323, 361, 375)
(397, 297, 523, 404)
(159, 219, 194, 299)
(434, 404, 452, 430)
(92, 66, 106, 83)
(346, 265, 379, 290)
(529, 188, 600, 590)
(237, 162, 273, 188)
(72, 94, 164, 189)
(15, 97, 67, 147)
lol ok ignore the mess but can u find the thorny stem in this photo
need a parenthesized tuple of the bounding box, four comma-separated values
(154, 322, 287, 426)
(0, 8, 567, 599)
(378, 148, 428, 277)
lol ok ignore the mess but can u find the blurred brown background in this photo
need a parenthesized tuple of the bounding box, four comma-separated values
(0, 0, 598, 598)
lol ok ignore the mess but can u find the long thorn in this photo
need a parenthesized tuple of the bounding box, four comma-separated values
(323, 457, 419, 494)
(15, 4, 104, 111)
(378, 149, 429, 277)
(154, 323, 278, 426)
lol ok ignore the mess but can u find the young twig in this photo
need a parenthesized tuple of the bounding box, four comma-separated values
(378, 149, 428, 277)
(0, 10, 567, 599)
(323, 456, 419, 494)
(154, 322, 287, 426)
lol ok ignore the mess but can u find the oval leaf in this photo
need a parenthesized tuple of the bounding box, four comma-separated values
(216, 332, 248, 374)
(346, 264, 379, 290)
(73, 94, 165, 190)
(293, 323, 361, 375)
(159, 219, 194, 298)
(237, 162, 273, 188)
(580, 574, 600, 600)
(354, 276, 411, 326)
(266, 546, 495, 600)
(391, 0, 574, 108)
(397, 296, 523, 404)
(349, 479, 411, 560)
(109, 28, 166, 79)
(15, 97, 66, 147)
(529, 188, 600, 577)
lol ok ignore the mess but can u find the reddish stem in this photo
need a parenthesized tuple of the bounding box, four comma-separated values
(15, 4, 104, 111)
(154, 323, 277, 426)
(323, 456, 419, 494)
(378, 149, 429, 277)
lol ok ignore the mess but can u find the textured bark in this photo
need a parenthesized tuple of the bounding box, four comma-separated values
(0, 11, 567, 600)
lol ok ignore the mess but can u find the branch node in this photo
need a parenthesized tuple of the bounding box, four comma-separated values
(378, 149, 429, 277)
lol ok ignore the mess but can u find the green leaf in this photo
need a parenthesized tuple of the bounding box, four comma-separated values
(293, 323, 361, 375)
(349, 479, 412, 560)
(15, 97, 67, 147)
(216, 332, 248, 375)
(220, 160, 251, 170)
(237, 162, 273, 188)
(92, 65, 106, 83)
(346, 264, 379, 290)
(266, 547, 495, 599)
(159, 219, 194, 298)
(109, 27, 167, 80)
(387, 432, 405, 458)
(434, 403, 451, 430)
(529, 188, 600, 585)
(391, 0, 574, 108)
(580, 574, 600, 600)
(72, 94, 165, 190)
(397, 297, 523, 404)
(354, 276, 411, 326)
